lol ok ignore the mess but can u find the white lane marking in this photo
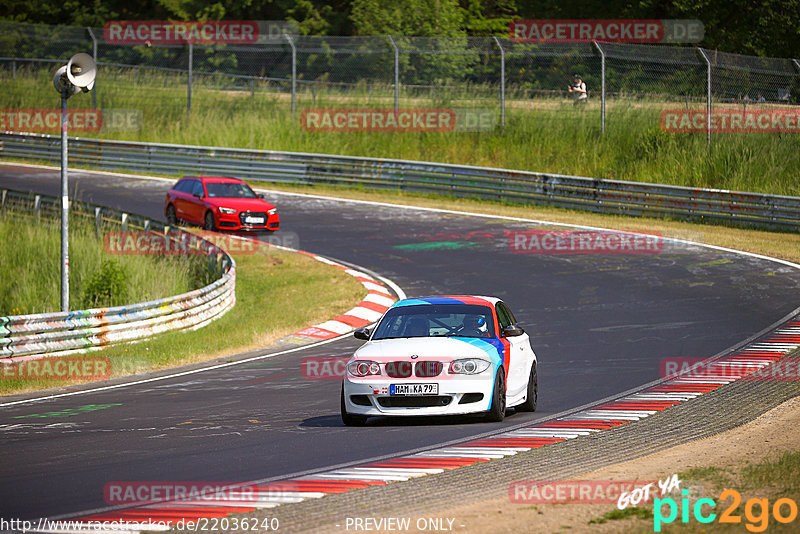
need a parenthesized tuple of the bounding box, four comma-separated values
(309, 472, 412, 481)
(344, 269, 372, 279)
(411, 451, 509, 459)
(362, 281, 391, 294)
(313, 320, 352, 334)
(325, 467, 445, 476)
(341, 307, 383, 322)
(362, 294, 395, 307)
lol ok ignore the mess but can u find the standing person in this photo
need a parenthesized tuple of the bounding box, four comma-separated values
(568, 74, 587, 105)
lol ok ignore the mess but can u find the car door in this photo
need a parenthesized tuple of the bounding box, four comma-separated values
(496, 301, 534, 400)
(186, 180, 207, 224)
(171, 179, 195, 221)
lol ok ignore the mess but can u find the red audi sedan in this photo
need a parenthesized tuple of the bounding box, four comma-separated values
(164, 176, 279, 232)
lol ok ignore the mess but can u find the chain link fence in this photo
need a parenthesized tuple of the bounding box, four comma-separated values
(1, 20, 799, 142)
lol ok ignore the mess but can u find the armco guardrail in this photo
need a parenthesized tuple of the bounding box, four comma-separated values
(1, 131, 800, 230)
(0, 188, 236, 360)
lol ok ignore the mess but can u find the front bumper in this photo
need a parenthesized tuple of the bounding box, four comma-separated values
(216, 211, 280, 231)
(342, 375, 496, 417)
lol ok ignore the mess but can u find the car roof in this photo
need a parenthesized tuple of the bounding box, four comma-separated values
(179, 176, 245, 184)
(390, 296, 501, 309)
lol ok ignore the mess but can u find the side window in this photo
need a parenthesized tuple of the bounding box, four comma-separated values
(173, 180, 189, 193)
(191, 181, 205, 197)
(501, 302, 518, 325)
(496, 303, 513, 332)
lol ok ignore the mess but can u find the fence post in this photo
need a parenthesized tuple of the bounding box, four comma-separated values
(697, 48, 712, 148)
(492, 36, 506, 128)
(34, 194, 41, 222)
(593, 41, 606, 134)
(387, 35, 399, 112)
(86, 27, 97, 109)
(284, 34, 296, 116)
(12, 59, 16, 79)
(187, 41, 193, 113)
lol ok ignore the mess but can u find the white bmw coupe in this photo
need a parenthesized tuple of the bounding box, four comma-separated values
(341, 296, 538, 425)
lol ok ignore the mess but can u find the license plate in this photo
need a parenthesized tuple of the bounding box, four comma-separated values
(390, 383, 438, 396)
(244, 216, 264, 224)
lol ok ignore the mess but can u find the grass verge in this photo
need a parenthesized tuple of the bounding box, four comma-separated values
(3, 70, 800, 195)
(0, 239, 366, 396)
(0, 211, 208, 315)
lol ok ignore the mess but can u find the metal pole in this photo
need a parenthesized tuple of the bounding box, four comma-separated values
(698, 48, 712, 147)
(493, 36, 506, 128)
(387, 35, 399, 112)
(60, 89, 70, 312)
(87, 27, 98, 109)
(187, 41, 193, 113)
(593, 41, 606, 134)
(284, 34, 296, 115)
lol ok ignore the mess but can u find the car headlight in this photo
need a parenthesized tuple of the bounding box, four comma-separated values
(218, 207, 237, 214)
(347, 360, 381, 377)
(268, 208, 277, 215)
(449, 358, 490, 375)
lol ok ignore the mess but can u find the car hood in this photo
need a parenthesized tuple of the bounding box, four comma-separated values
(353, 336, 497, 362)
(205, 197, 276, 211)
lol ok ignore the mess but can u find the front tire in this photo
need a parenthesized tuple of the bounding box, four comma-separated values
(485, 369, 506, 422)
(204, 211, 216, 231)
(341, 385, 367, 426)
(517, 362, 538, 412)
(166, 204, 178, 225)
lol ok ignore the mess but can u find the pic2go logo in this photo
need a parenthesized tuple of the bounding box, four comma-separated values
(654, 489, 799, 532)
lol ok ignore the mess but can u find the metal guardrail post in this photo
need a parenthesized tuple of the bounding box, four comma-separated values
(284, 34, 297, 116)
(697, 48, 712, 148)
(387, 35, 399, 113)
(187, 41, 193, 113)
(593, 41, 606, 135)
(492, 37, 506, 128)
(86, 27, 97, 109)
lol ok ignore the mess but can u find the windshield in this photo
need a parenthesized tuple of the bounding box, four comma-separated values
(205, 182, 258, 199)
(372, 304, 495, 340)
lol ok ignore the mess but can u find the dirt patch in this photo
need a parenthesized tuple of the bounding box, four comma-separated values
(433, 395, 800, 533)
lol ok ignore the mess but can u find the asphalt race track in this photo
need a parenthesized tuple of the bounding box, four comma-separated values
(2, 163, 800, 521)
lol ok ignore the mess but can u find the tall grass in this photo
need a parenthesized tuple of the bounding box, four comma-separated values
(2, 68, 799, 196)
(0, 210, 207, 315)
